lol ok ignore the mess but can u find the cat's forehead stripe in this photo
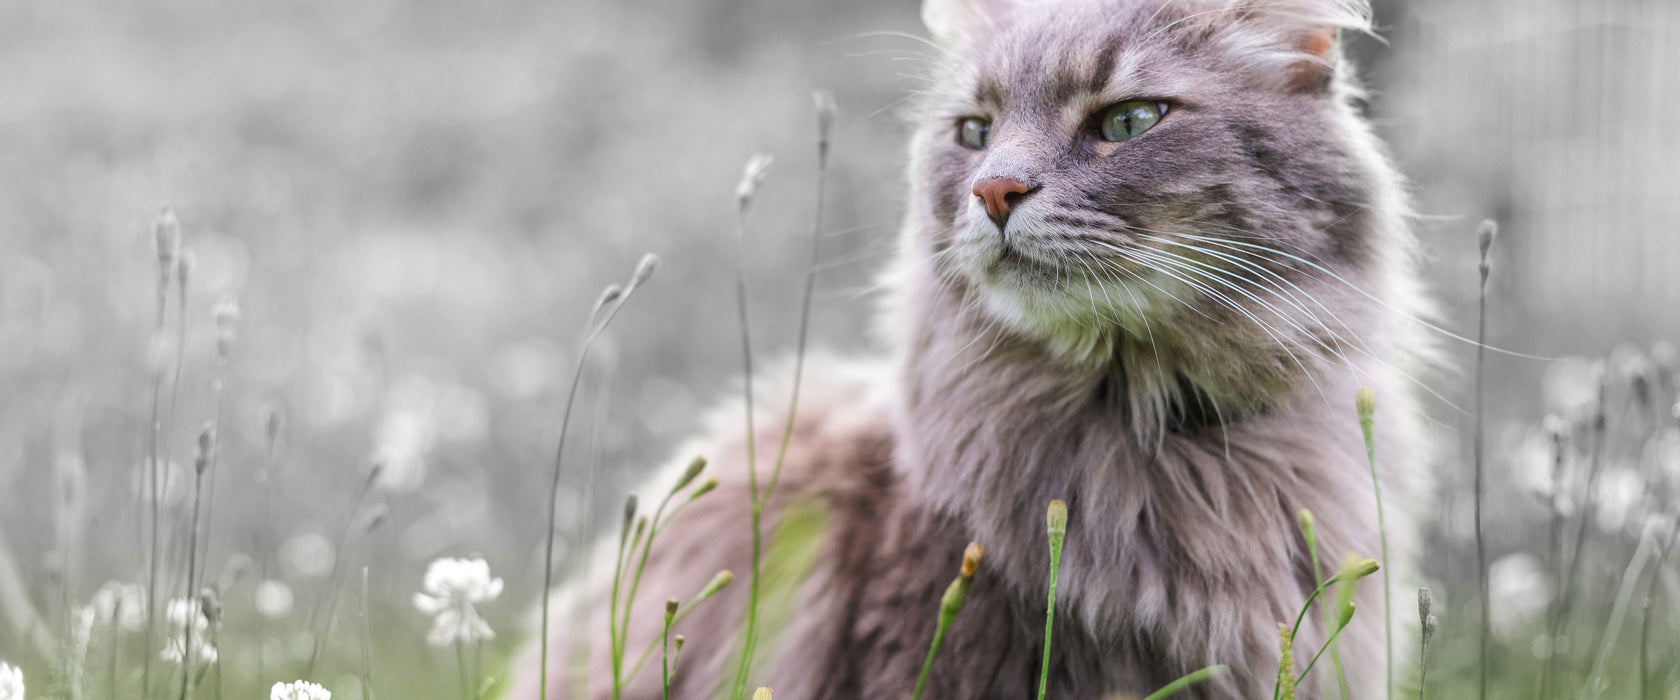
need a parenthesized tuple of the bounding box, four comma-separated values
(970, 22, 1157, 119)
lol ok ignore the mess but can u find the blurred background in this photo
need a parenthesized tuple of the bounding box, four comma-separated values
(0, 0, 1675, 697)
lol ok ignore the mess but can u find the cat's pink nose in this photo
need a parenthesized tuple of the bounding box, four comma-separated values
(972, 177, 1035, 231)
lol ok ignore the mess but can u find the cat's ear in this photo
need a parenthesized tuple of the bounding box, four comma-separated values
(921, 0, 1013, 44)
(1211, 0, 1373, 93)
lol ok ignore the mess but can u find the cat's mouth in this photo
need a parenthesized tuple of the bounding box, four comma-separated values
(985, 242, 1064, 286)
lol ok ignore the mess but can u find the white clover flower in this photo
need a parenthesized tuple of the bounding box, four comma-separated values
(160, 597, 216, 667)
(90, 581, 147, 632)
(271, 680, 331, 700)
(0, 661, 22, 700)
(413, 557, 503, 646)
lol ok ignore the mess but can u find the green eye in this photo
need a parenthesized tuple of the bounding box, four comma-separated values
(957, 117, 991, 150)
(1099, 101, 1168, 142)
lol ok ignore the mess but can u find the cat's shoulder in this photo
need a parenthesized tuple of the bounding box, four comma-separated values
(643, 351, 899, 502)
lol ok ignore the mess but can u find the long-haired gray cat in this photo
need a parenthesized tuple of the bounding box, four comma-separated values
(515, 0, 1432, 696)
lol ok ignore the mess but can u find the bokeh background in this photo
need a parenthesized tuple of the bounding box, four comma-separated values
(0, 0, 1676, 697)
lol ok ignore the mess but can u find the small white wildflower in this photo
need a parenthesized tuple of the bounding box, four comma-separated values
(166, 597, 209, 633)
(90, 581, 147, 632)
(0, 661, 22, 700)
(413, 557, 503, 646)
(271, 680, 331, 700)
(160, 597, 216, 667)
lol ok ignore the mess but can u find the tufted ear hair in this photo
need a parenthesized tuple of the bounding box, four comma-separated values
(921, 0, 1016, 44)
(1201, 0, 1373, 93)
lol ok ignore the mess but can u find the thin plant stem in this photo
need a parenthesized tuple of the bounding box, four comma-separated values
(1547, 379, 1609, 699)
(1297, 510, 1348, 698)
(194, 350, 232, 610)
(1356, 388, 1391, 700)
(305, 464, 380, 678)
(541, 265, 649, 700)
(1297, 612, 1357, 679)
(1638, 517, 1680, 700)
(623, 569, 731, 682)
(661, 599, 676, 700)
(143, 208, 180, 700)
(107, 600, 121, 700)
(607, 497, 636, 699)
(179, 429, 212, 700)
(1275, 559, 1380, 700)
(1540, 422, 1567, 700)
(728, 153, 773, 700)
(615, 508, 670, 687)
(456, 639, 471, 700)
(256, 410, 280, 690)
(361, 567, 374, 700)
(1472, 220, 1495, 700)
(1039, 501, 1067, 700)
(1583, 525, 1660, 697)
(1141, 666, 1227, 700)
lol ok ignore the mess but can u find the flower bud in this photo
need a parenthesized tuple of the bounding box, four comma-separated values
(629, 253, 660, 291)
(1047, 500, 1068, 537)
(687, 477, 720, 502)
(735, 153, 775, 212)
(671, 456, 706, 494)
(960, 542, 983, 580)
(1355, 387, 1375, 422)
(696, 570, 733, 600)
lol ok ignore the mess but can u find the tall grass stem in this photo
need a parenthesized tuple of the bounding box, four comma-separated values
(1038, 500, 1067, 700)
(540, 259, 654, 700)
(1355, 387, 1391, 699)
(1472, 219, 1496, 700)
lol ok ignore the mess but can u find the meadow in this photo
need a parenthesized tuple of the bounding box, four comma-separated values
(1, 0, 1677, 699)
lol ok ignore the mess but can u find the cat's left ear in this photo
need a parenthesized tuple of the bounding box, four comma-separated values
(1213, 0, 1373, 93)
(922, 0, 1014, 44)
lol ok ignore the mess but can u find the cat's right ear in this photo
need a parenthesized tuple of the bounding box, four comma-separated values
(921, 0, 1011, 44)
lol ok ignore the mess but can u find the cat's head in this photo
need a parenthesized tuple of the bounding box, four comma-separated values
(904, 0, 1404, 415)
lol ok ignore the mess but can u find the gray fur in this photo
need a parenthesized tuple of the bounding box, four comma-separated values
(513, 0, 1433, 696)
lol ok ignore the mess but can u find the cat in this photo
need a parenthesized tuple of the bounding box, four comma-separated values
(512, 0, 1434, 696)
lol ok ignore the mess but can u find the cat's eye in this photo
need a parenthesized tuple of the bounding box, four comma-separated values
(957, 117, 991, 150)
(1098, 101, 1168, 142)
